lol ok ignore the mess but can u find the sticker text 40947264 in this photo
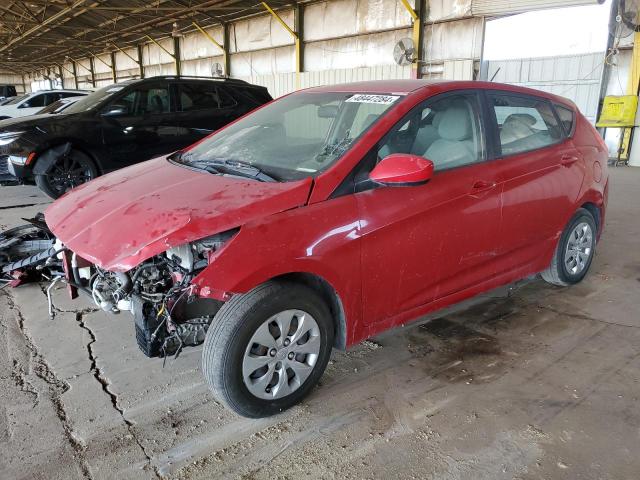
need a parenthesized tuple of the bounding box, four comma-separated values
(345, 94, 400, 105)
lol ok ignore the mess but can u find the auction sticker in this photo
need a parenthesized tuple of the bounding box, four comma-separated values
(346, 94, 400, 105)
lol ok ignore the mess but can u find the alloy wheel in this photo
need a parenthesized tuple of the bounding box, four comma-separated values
(48, 153, 94, 195)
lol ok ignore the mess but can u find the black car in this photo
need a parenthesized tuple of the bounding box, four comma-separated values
(0, 76, 272, 198)
(0, 85, 17, 100)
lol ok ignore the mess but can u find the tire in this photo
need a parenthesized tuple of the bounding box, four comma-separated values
(35, 147, 98, 199)
(202, 281, 334, 418)
(541, 208, 597, 286)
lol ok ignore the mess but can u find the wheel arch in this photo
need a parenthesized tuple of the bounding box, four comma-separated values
(270, 272, 348, 351)
(32, 139, 103, 176)
(579, 201, 601, 234)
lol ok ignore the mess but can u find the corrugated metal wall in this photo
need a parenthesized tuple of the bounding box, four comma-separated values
(23, 0, 605, 100)
(238, 64, 412, 98)
(0, 73, 25, 94)
(485, 52, 605, 123)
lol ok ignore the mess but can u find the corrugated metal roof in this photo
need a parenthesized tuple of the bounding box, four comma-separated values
(0, 1, 298, 75)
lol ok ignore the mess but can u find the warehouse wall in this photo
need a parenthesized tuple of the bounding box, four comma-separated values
(0, 73, 25, 94)
(33, 0, 486, 98)
(485, 51, 605, 123)
(16, 0, 603, 99)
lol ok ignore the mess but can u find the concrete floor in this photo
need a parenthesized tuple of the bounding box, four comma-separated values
(0, 167, 638, 480)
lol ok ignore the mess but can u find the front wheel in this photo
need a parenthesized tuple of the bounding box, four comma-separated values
(35, 147, 98, 199)
(541, 208, 597, 286)
(202, 281, 334, 418)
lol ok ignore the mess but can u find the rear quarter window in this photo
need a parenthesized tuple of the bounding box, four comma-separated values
(178, 83, 237, 111)
(554, 104, 575, 137)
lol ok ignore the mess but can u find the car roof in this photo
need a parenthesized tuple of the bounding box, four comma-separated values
(129, 75, 256, 87)
(303, 80, 576, 109)
(27, 89, 88, 95)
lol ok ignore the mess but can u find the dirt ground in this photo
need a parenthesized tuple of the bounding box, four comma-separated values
(0, 167, 638, 480)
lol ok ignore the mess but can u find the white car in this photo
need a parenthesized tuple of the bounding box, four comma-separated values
(0, 89, 88, 120)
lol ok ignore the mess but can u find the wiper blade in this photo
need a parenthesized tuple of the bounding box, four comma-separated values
(191, 158, 277, 182)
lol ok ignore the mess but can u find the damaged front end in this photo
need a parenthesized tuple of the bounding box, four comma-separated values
(1, 217, 237, 359)
(88, 230, 237, 358)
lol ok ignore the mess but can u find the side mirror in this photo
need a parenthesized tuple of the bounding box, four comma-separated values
(369, 153, 434, 187)
(101, 105, 127, 117)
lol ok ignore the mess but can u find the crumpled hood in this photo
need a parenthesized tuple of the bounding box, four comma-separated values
(45, 157, 312, 271)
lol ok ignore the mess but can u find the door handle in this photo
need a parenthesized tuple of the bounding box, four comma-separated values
(470, 180, 497, 198)
(560, 154, 579, 167)
(471, 180, 497, 191)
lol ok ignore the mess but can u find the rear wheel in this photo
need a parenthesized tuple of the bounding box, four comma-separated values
(541, 208, 596, 286)
(202, 281, 334, 418)
(35, 147, 98, 199)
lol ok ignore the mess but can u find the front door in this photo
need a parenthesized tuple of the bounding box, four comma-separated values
(173, 81, 240, 148)
(356, 91, 504, 325)
(100, 81, 178, 168)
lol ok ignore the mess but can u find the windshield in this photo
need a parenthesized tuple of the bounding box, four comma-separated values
(4, 94, 27, 106)
(64, 83, 129, 114)
(176, 91, 401, 181)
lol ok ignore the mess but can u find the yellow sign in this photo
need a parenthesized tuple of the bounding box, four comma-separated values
(596, 95, 638, 127)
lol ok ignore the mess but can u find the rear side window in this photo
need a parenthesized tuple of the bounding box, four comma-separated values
(234, 86, 272, 105)
(490, 94, 562, 156)
(59, 91, 84, 99)
(554, 104, 575, 137)
(45, 92, 63, 105)
(20, 94, 46, 108)
(178, 83, 237, 112)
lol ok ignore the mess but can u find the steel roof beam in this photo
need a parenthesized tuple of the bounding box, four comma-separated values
(0, 0, 91, 52)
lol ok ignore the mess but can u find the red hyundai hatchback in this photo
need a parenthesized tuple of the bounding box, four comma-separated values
(36, 80, 608, 417)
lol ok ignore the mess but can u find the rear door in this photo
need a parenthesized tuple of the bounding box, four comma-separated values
(356, 91, 504, 325)
(100, 81, 178, 167)
(173, 81, 239, 148)
(486, 91, 585, 270)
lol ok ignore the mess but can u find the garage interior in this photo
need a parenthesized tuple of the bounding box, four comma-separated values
(0, 0, 639, 479)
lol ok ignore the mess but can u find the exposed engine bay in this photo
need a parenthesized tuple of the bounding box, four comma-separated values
(1, 214, 234, 359)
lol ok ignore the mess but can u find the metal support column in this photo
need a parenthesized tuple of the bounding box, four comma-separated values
(193, 21, 228, 76)
(71, 60, 78, 89)
(173, 36, 181, 76)
(145, 34, 178, 75)
(137, 44, 145, 78)
(88, 56, 96, 87)
(110, 51, 117, 83)
(620, 30, 640, 161)
(400, 0, 424, 79)
(295, 3, 304, 74)
(223, 23, 231, 76)
(262, 1, 301, 87)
